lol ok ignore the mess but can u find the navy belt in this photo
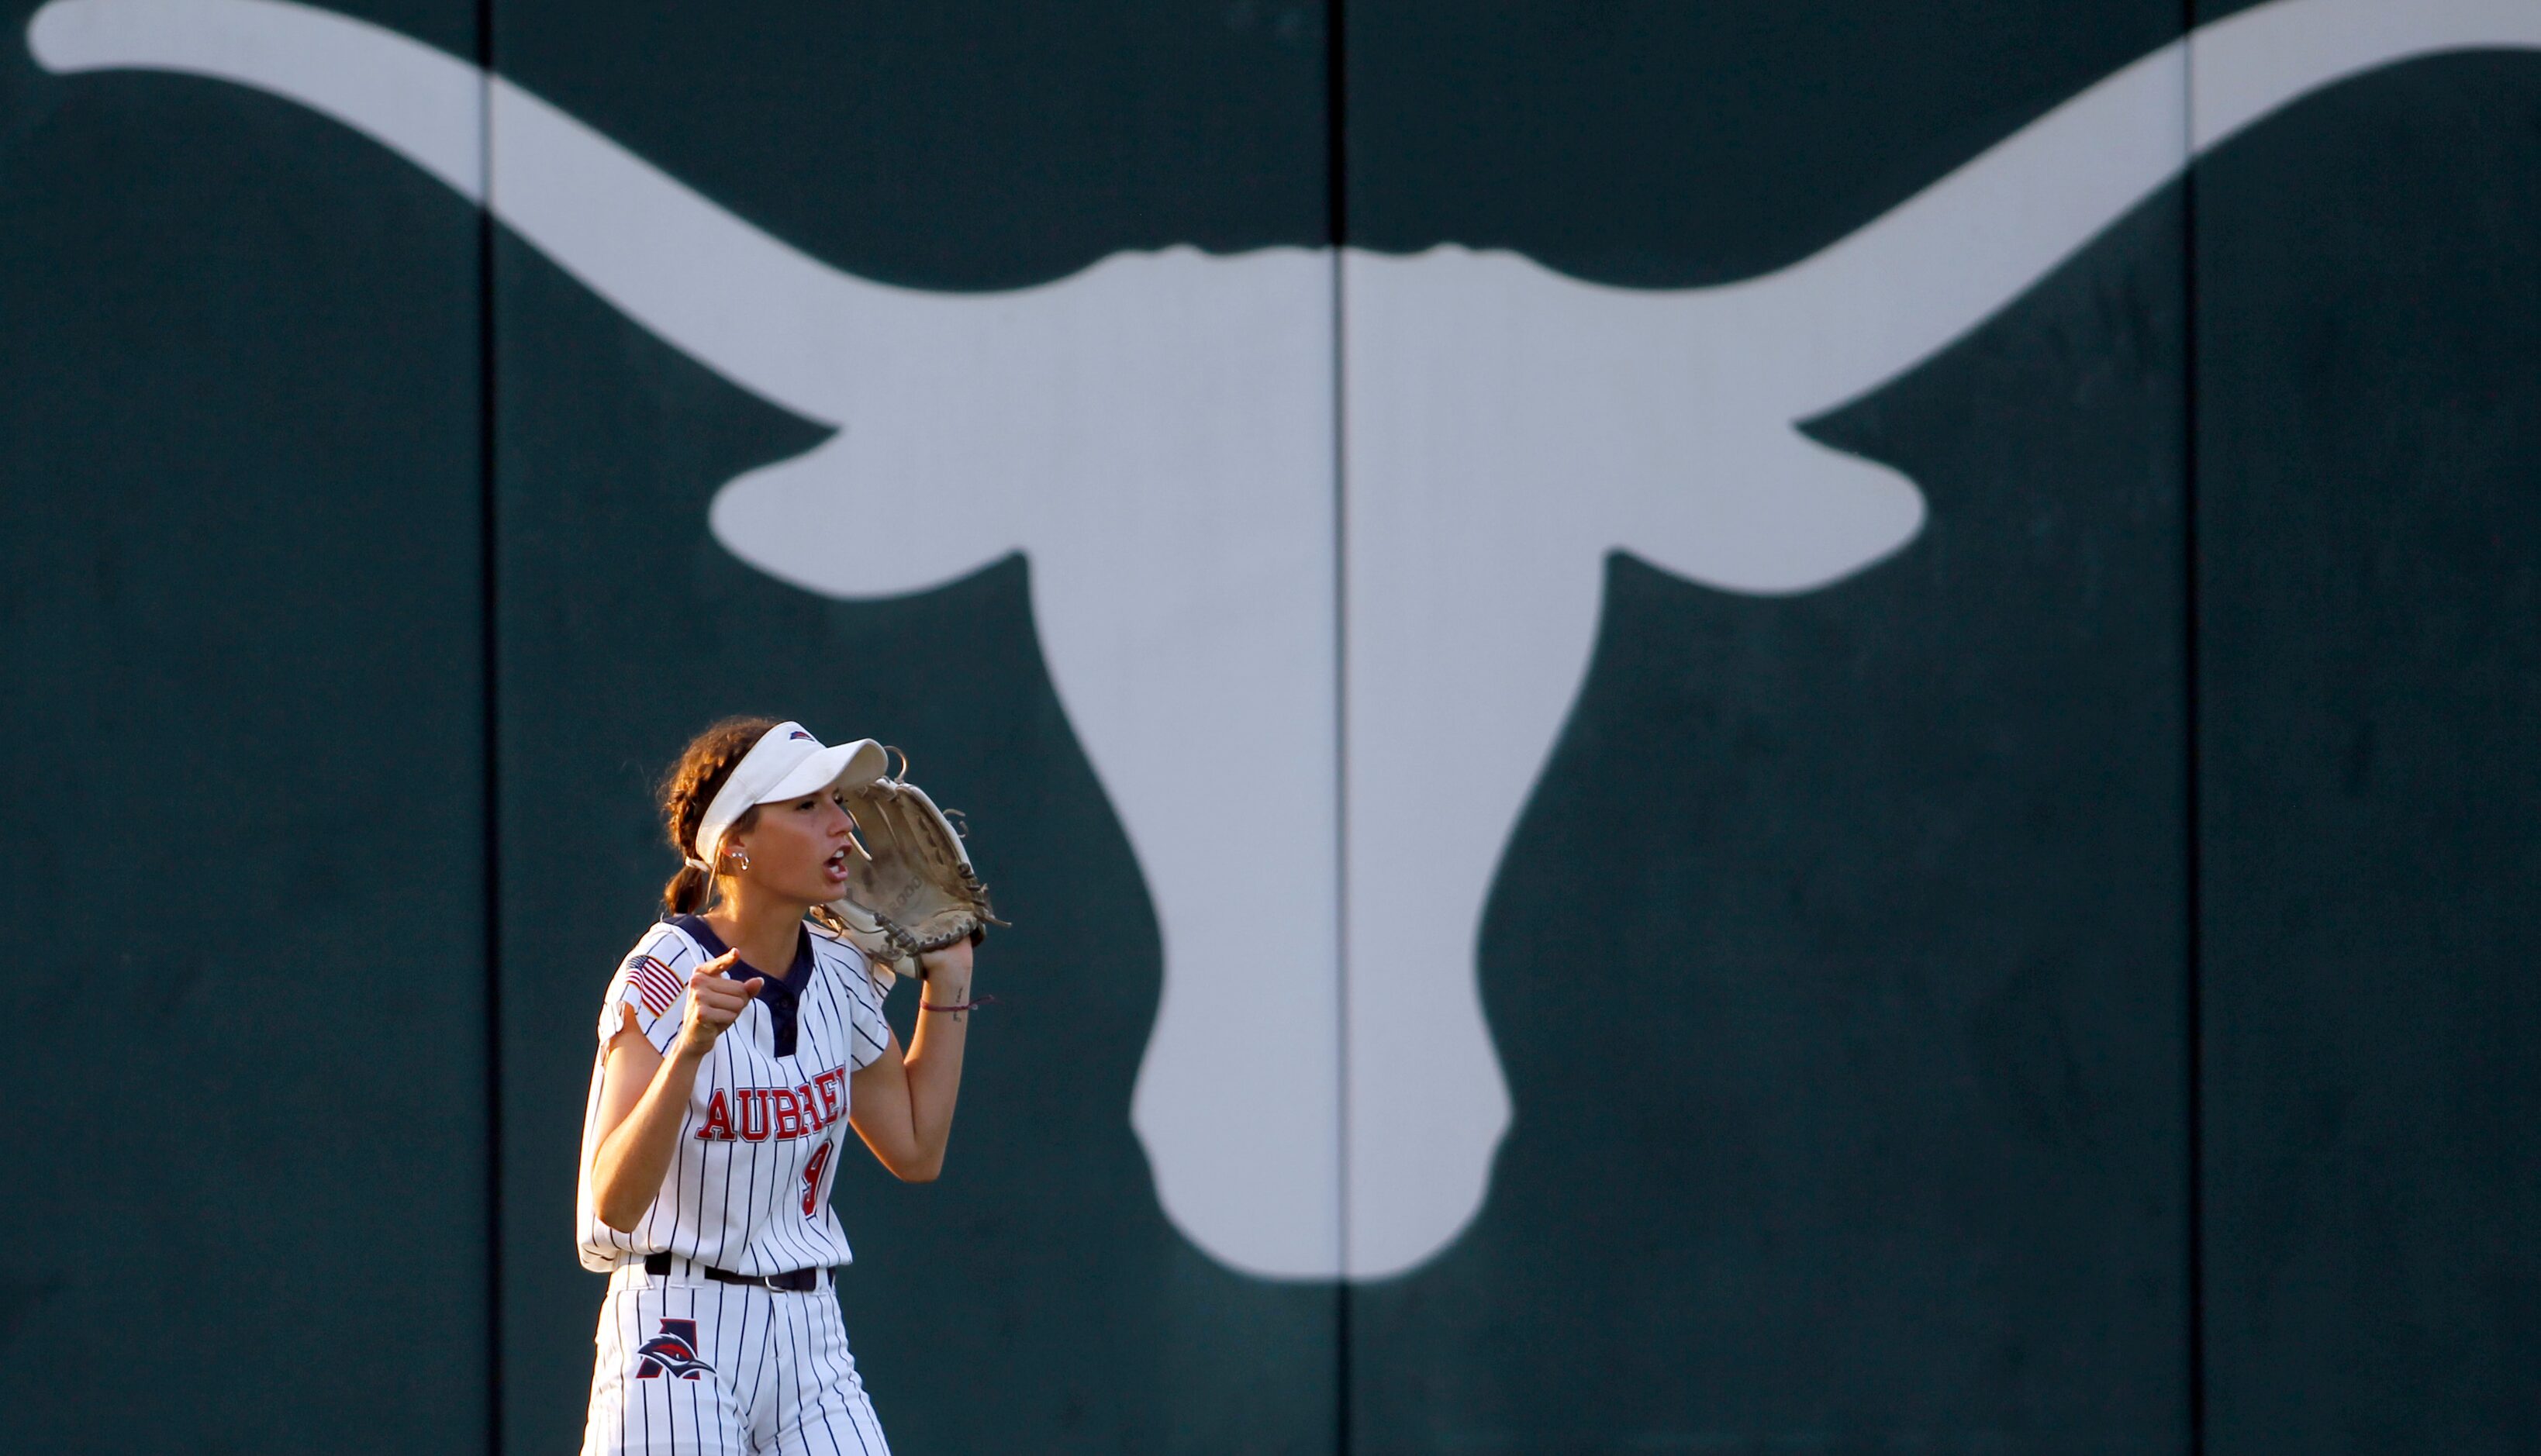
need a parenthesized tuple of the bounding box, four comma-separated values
(643, 1251, 822, 1293)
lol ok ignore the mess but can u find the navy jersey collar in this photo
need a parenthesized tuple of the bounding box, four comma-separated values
(668, 914, 817, 1057)
(668, 913, 812, 986)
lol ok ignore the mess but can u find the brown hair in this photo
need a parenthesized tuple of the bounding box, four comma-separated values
(658, 716, 779, 916)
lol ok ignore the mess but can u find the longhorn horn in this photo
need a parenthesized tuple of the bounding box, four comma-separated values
(26, 0, 965, 427)
(1721, 0, 2541, 414)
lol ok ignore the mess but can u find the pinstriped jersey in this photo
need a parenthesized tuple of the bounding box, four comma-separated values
(576, 916, 893, 1275)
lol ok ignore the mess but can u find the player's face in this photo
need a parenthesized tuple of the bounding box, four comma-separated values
(731, 788, 861, 906)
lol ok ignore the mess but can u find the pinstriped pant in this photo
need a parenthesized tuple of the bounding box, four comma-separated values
(582, 1261, 891, 1456)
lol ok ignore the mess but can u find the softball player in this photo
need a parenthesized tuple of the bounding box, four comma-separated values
(577, 716, 982, 1455)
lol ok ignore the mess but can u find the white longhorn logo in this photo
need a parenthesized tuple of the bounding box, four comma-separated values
(32, 0, 2541, 1278)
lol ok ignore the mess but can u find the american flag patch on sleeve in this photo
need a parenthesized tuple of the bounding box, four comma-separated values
(630, 956, 686, 1019)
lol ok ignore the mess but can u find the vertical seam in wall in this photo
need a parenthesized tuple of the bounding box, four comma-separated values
(1325, 0, 1352, 1449)
(2179, 5, 2207, 1454)
(475, 2, 505, 1451)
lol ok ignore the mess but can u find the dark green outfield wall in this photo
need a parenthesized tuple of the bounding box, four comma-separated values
(0, 1, 489, 1451)
(3, 2, 2537, 1454)
(2194, 51, 2541, 1453)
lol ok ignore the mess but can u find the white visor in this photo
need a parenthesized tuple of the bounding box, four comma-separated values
(688, 722, 887, 873)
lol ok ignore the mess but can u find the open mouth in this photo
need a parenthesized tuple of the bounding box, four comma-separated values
(824, 846, 851, 880)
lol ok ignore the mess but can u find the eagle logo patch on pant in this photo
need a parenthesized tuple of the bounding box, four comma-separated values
(634, 1319, 712, 1381)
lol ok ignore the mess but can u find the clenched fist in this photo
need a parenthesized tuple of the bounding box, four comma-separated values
(678, 951, 763, 1057)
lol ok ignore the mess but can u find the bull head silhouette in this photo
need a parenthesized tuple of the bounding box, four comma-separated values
(31, 0, 2541, 1278)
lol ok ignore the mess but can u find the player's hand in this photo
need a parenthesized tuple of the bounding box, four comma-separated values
(677, 952, 762, 1057)
(916, 937, 973, 988)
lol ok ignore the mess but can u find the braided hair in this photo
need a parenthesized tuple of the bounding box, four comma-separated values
(657, 716, 778, 916)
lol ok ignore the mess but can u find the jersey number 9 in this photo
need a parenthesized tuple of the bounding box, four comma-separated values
(801, 1143, 834, 1217)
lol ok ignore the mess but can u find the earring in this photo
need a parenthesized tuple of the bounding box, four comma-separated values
(727, 850, 751, 872)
